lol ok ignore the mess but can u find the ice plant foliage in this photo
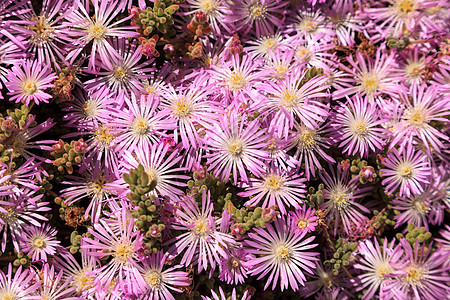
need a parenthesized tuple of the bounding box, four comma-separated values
(0, 0, 449, 299)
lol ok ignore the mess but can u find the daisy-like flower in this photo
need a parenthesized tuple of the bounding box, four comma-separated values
(63, 87, 116, 130)
(380, 145, 432, 197)
(353, 238, 403, 300)
(390, 175, 445, 230)
(364, 0, 424, 42)
(299, 261, 345, 298)
(238, 165, 307, 215)
(134, 251, 190, 300)
(36, 264, 78, 300)
(332, 49, 401, 102)
(382, 239, 450, 299)
(85, 38, 154, 97)
(168, 189, 237, 273)
(65, 0, 139, 69)
(208, 52, 271, 105)
(0, 192, 50, 252)
(319, 163, 372, 235)
(0, 264, 40, 300)
(20, 224, 60, 261)
(20, 0, 75, 66)
(286, 121, 336, 180)
(289, 34, 337, 72)
(389, 83, 450, 155)
(159, 84, 220, 150)
(246, 216, 319, 291)
(183, 0, 231, 36)
(246, 33, 286, 58)
(218, 246, 253, 284)
(61, 168, 117, 223)
(0, 39, 26, 98)
(110, 93, 176, 153)
(52, 246, 99, 296)
(5, 59, 57, 105)
(120, 143, 189, 201)
(81, 206, 144, 296)
(259, 66, 330, 138)
(228, 0, 289, 38)
(204, 111, 269, 184)
(263, 48, 299, 80)
(288, 204, 319, 233)
(285, 7, 331, 40)
(397, 46, 429, 87)
(331, 94, 390, 158)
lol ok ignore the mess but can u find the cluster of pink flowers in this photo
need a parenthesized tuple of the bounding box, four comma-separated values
(0, 0, 449, 299)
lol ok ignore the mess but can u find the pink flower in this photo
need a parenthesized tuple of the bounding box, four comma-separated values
(5, 60, 57, 105)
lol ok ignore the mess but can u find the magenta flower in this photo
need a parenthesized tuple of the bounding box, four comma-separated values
(288, 205, 319, 233)
(0, 193, 50, 252)
(65, 0, 139, 70)
(259, 66, 330, 138)
(81, 206, 144, 296)
(20, 224, 60, 262)
(204, 111, 269, 184)
(238, 165, 307, 215)
(168, 189, 237, 273)
(5, 59, 57, 105)
(382, 239, 450, 299)
(120, 144, 189, 201)
(331, 94, 390, 158)
(0, 264, 40, 300)
(159, 83, 220, 150)
(37, 264, 78, 300)
(389, 83, 450, 155)
(110, 93, 176, 153)
(20, 0, 76, 66)
(133, 251, 191, 300)
(286, 121, 336, 180)
(202, 287, 251, 300)
(246, 216, 319, 291)
(227, 0, 289, 38)
(353, 238, 403, 300)
(218, 246, 253, 284)
(332, 49, 401, 102)
(380, 145, 432, 197)
(319, 163, 372, 235)
(85, 38, 154, 97)
(208, 52, 272, 106)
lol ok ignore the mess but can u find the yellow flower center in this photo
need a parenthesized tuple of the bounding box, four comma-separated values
(297, 218, 309, 229)
(408, 109, 425, 126)
(133, 118, 151, 135)
(228, 72, 246, 91)
(280, 89, 297, 108)
(401, 166, 412, 177)
(113, 66, 129, 81)
(232, 259, 240, 268)
(95, 127, 112, 146)
(360, 74, 380, 95)
(29, 15, 54, 43)
(248, 2, 266, 19)
(145, 271, 162, 289)
(193, 218, 208, 236)
(353, 121, 368, 136)
(396, 0, 416, 15)
(22, 80, 37, 96)
(296, 47, 311, 61)
(200, 0, 218, 15)
(405, 267, 423, 285)
(172, 98, 192, 119)
(114, 243, 134, 262)
(264, 174, 283, 191)
(275, 245, 290, 260)
(33, 238, 45, 248)
(227, 140, 244, 156)
(89, 21, 106, 40)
